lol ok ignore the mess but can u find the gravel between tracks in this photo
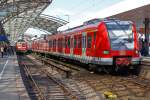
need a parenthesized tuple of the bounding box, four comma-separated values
(19, 55, 150, 100)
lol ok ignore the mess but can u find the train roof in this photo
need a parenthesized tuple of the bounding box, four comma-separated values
(62, 18, 132, 34)
(44, 18, 133, 40)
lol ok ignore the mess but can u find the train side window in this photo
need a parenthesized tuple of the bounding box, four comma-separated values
(51, 41, 52, 48)
(58, 39, 61, 48)
(71, 38, 73, 48)
(65, 38, 67, 48)
(74, 36, 77, 48)
(54, 40, 55, 48)
(63, 39, 65, 48)
(87, 35, 92, 48)
(78, 36, 82, 48)
(85, 35, 86, 48)
(55, 40, 56, 48)
(59, 39, 61, 48)
(57, 39, 59, 48)
(82, 35, 86, 48)
(52, 40, 54, 48)
(60, 39, 62, 48)
(68, 38, 70, 48)
(82, 36, 84, 48)
(94, 32, 97, 41)
(53, 39, 56, 48)
(49, 40, 52, 48)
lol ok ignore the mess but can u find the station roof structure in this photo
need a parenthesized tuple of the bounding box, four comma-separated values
(109, 4, 150, 29)
(0, 0, 68, 43)
(31, 14, 68, 34)
(94, 0, 150, 29)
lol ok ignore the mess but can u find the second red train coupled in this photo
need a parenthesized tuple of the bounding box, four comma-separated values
(31, 18, 141, 73)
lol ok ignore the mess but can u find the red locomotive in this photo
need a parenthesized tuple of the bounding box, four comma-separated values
(16, 40, 28, 53)
(32, 18, 140, 73)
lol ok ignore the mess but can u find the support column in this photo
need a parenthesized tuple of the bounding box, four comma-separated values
(0, 21, 8, 43)
(0, 21, 5, 34)
(144, 18, 150, 56)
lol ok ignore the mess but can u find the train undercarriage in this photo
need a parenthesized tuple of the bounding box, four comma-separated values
(33, 51, 141, 75)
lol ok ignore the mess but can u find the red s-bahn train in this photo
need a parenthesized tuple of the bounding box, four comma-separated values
(16, 40, 28, 53)
(32, 18, 141, 73)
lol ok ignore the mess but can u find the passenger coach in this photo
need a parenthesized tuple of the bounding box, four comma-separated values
(32, 18, 140, 73)
(16, 40, 28, 53)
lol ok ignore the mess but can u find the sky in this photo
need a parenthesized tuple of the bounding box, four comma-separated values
(42, 0, 123, 21)
(25, 0, 150, 37)
(25, 0, 124, 36)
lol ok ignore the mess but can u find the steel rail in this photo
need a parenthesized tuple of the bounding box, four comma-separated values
(35, 55, 80, 78)
(45, 71, 79, 100)
(23, 64, 47, 100)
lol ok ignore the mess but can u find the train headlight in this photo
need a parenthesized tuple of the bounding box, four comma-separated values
(135, 50, 139, 54)
(103, 50, 110, 54)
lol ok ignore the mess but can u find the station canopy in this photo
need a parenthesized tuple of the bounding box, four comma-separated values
(0, 0, 68, 43)
(109, 4, 150, 30)
(31, 14, 68, 34)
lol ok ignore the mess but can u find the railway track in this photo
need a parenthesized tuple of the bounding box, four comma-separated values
(18, 54, 150, 100)
(32, 54, 150, 100)
(72, 71, 150, 100)
(18, 55, 102, 100)
(18, 55, 86, 100)
(29, 54, 83, 78)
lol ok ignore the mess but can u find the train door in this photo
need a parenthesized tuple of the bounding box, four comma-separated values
(77, 34, 82, 55)
(48, 40, 52, 52)
(82, 32, 86, 60)
(73, 35, 77, 55)
(86, 32, 92, 56)
(62, 37, 65, 55)
(70, 35, 74, 57)
(86, 31, 97, 57)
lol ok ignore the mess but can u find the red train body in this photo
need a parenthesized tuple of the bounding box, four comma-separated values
(32, 19, 140, 71)
(16, 40, 28, 53)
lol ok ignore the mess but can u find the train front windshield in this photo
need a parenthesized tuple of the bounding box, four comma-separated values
(106, 21, 134, 50)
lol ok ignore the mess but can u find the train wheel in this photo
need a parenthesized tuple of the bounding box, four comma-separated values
(115, 65, 119, 72)
(114, 65, 129, 75)
(132, 65, 141, 75)
(97, 67, 103, 73)
(108, 66, 115, 74)
(88, 64, 97, 72)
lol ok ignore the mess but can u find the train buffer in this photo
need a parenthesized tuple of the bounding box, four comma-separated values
(0, 55, 29, 100)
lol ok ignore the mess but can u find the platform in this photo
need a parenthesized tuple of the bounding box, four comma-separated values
(0, 55, 29, 100)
